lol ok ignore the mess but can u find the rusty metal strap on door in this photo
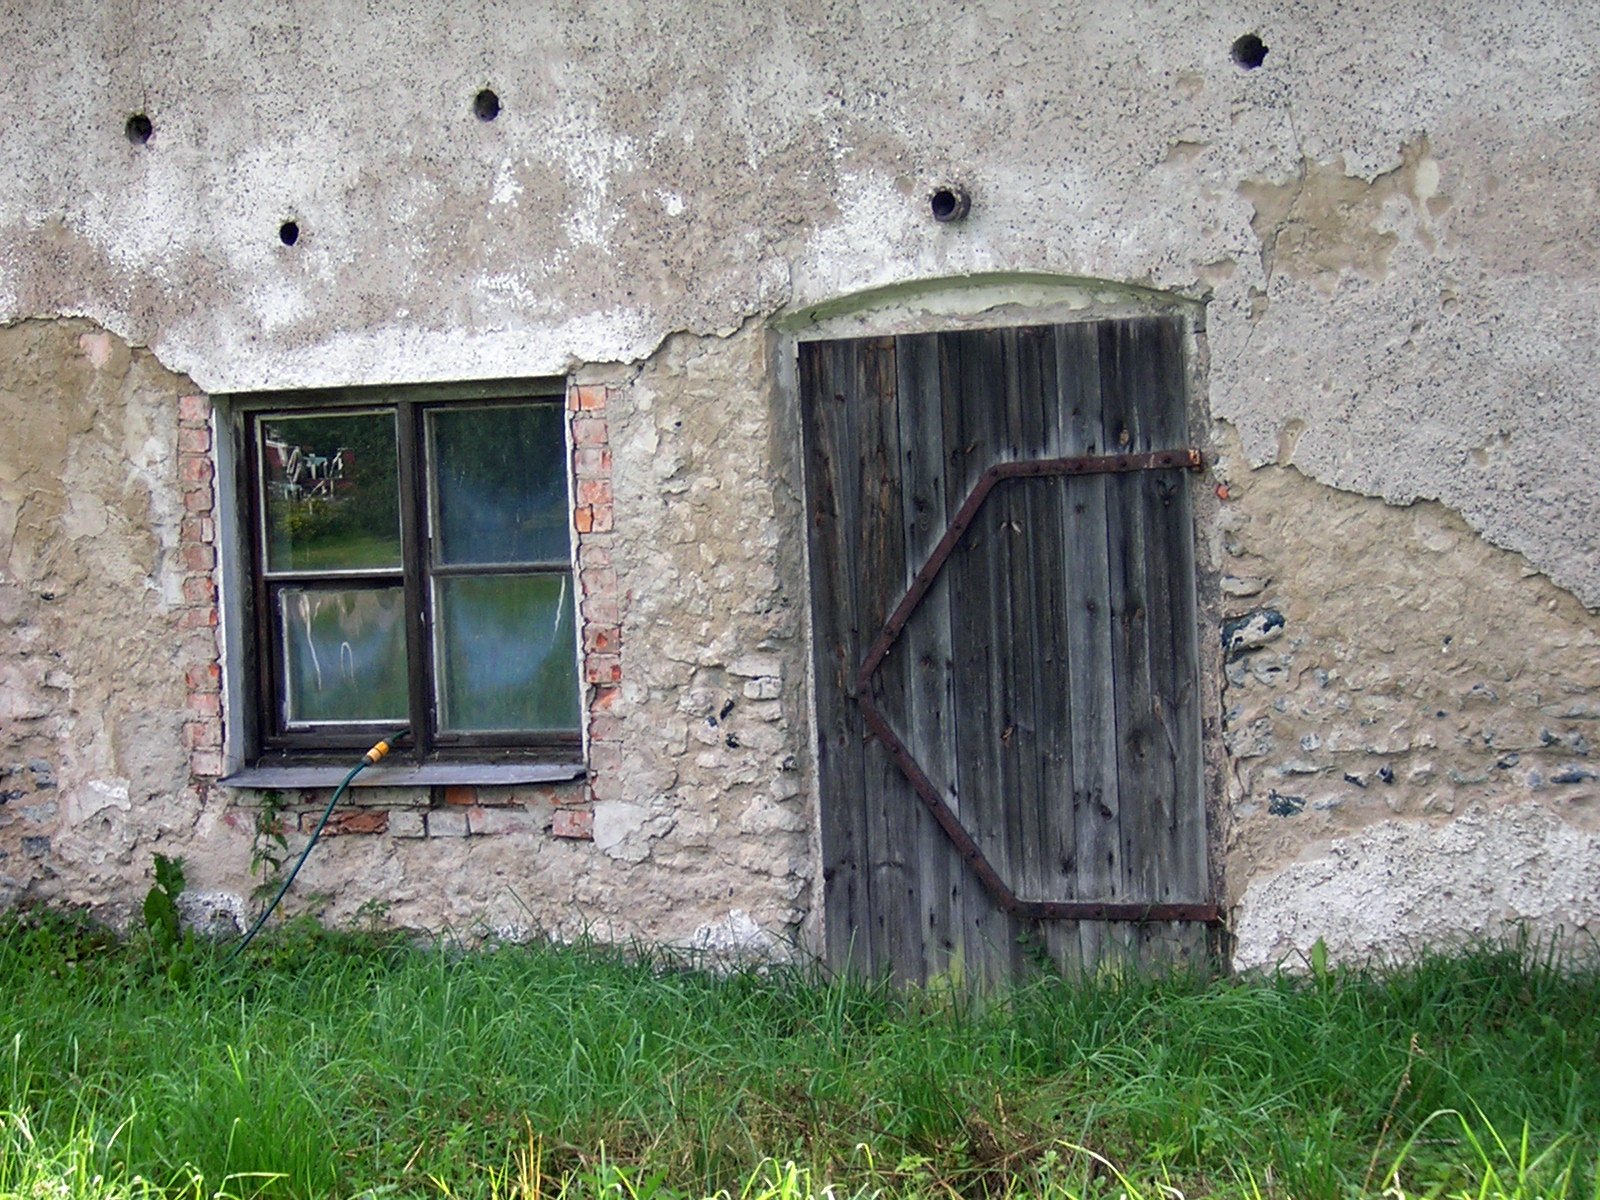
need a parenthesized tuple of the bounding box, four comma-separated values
(856, 448, 1203, 686)
(852, 444, 1222, 927)
(858, 695, 1219, 923)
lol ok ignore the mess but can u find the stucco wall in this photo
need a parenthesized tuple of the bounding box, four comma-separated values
(1, 1, 1596, 968)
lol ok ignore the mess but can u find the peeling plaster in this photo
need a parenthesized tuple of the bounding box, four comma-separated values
(4, 2, 1597, 606)
(1239, 136, 1440, 289)
(1233, 806, 1600, 971)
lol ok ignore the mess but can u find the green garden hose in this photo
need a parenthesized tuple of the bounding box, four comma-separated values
(227, 728, 408, 960)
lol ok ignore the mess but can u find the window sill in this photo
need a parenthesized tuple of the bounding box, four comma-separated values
(219, 761, 586, 789)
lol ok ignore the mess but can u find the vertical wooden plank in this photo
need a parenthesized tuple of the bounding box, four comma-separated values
(1100, 318, 1165, 968)
(853, 337, 925, 982)
(1098, 316, 1202, 971)
(997, 327, 1058, 976)
(1116, 319, 1181, 968)
(1008, 326, 1083, 975)
(895, 332, 965, 987)
(993, 331, 1036, 974)
(1134, 467, 1208, 967)
(1055, 320, 1127, 972)
(942, 328, 1024, 988)
(1125, 318, 1208, 967)
(797, 338, 873, 978)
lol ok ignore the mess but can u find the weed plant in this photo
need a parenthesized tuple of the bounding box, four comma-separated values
(0, 909, 1594, 1199)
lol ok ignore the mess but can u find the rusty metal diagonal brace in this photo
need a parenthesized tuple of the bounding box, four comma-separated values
(852, 446, 1223, 926)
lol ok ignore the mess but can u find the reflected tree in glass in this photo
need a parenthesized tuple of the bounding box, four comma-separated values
(262, 411, 401, 571)
(430, 405, 568, 565)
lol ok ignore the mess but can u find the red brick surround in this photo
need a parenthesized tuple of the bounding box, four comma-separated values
(568, 381, 626, 831)
(177, 392, 225, 781)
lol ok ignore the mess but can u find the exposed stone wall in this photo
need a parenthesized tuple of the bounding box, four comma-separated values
(1211, 432, 1599, 967)
(189, 331, 811, 951)
(583, 327, 813, 942)
(0, 320, 206, 907)
(0, 319, 812, 956)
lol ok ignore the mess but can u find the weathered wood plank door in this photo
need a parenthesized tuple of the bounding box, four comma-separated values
(800, 316, 1216, 986)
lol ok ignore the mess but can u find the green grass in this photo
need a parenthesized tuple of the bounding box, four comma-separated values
(0, 910, 1595, 1200)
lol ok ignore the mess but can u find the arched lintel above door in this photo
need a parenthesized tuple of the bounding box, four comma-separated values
(773, 271, 1206, 343)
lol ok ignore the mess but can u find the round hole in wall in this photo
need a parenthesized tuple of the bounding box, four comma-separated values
(1231, 33, 1268, 69)
(929, 185, 970, 222)
(125, 114, 154, 144)
(473, 88, 501, 121)
(279, 220, 300, 246)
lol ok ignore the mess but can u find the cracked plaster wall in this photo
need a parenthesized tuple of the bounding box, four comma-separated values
(2, 1, 1598, 965)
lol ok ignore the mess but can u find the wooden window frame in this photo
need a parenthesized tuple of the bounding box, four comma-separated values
(233, 381, 582, 769)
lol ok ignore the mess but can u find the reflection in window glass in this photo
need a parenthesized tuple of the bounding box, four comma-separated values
(262, 411, 401, 572)
(430, 404, 568, 565)
(435, 574, 578, 732)
(280, 587, 409, 724)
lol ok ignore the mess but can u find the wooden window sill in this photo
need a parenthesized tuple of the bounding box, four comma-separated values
(219, 761, 586, 789)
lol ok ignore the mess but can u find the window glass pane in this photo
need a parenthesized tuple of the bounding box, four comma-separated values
(434, 574, 578, 732)
(262, 411, 401, 571)
(430, 404, 568, 565)
(279, 587, 409, 724)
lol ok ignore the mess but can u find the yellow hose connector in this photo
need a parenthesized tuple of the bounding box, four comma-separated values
(363, 738, 393, 765)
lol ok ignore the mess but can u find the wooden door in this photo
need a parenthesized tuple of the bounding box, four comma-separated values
(799, 316, 1217, 987)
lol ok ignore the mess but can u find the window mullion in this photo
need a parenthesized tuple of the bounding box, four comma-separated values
(396, 400, 434, 759)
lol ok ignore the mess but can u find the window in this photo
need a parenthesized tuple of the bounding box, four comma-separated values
(238, 385, 580, 766)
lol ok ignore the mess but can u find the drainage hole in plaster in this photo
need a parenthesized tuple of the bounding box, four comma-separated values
(278, 220, 300, 246)
(125, 114, 154, 144)
(930, 186, 970, 222)
(474, 88, 501, 121)
(1231, 34, 1268, 69)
